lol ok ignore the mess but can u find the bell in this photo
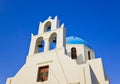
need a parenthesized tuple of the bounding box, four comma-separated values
(53, 38, 56, 43)
(47, 26, 51, 29)
(53, 39, 56, 43)
(38, 42, 43, 47)
(38, 44, 43, 47)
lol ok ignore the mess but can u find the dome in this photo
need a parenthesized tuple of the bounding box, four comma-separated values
(66, 36, 90, 47)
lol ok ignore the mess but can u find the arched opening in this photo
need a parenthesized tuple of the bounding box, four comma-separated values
(49, 33, 57, 50)
(44, 21, 51, 32)
(71, 47, 77, 59)
(88, 51, 91, 60)
(35, 37, 45, 53)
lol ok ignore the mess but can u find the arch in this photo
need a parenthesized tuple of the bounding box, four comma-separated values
(71, 47, 77, 59)
(35, 37, 45, 53)
(88, 51, 91, 60)
(49, 33, 57, 50)
(44, 21, 51, 32)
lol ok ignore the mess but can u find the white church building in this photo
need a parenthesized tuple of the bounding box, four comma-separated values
(6, 16, 110, 84)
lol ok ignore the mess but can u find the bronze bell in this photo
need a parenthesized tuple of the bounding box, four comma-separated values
(38, 44, 43, 48)
(38, 42, 43, 47)
(53, 37, 56, 43)
(47, 26, 51, 29)
(47, 25, 51, 29)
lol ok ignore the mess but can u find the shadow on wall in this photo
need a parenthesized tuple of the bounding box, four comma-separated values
(90, 66, 99, 84)
(76, 54, 84, 64)
(67, 52, 84, 64)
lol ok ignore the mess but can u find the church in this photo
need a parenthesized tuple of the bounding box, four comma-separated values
(6, 16, 109, 84)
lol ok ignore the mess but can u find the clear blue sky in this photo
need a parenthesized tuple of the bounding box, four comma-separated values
(0, 0, 120, 84)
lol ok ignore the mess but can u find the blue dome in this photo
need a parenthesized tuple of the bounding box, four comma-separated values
(66, 36, 90, 47)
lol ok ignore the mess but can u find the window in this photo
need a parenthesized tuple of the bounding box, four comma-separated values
(37, 66, 49, 82)
(71, 47, 77, 59)
(88, 51, 91, 60)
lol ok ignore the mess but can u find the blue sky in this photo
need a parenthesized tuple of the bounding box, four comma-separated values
(0, 0, 120, 84)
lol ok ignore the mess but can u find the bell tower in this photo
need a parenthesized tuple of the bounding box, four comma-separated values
(6, 16, 109, 84)
(28, 16, 66, 56)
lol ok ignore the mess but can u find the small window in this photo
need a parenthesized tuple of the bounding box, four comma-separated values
(88, 51, 91, 60)
(71, 47, 77, 59)
(37, 66, 49, 82)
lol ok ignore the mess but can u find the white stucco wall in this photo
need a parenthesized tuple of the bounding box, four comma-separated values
(66, 44, 95, 64)
(6, 47, 109, 84)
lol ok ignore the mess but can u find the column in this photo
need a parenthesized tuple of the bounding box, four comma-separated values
(44, 38, 50, 52)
